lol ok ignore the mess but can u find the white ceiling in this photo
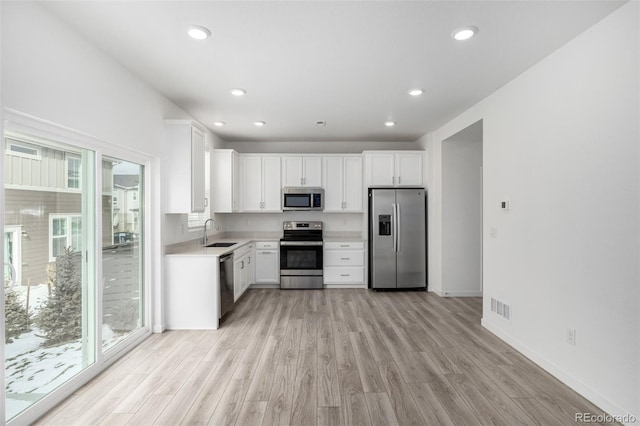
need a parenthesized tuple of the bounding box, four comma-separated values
(42, 1, 625, 143)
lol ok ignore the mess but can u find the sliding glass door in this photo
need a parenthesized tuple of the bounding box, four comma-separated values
(102, 157, 144, 352)
(3, 136, 95, 421)
(3, 133, 148, 423)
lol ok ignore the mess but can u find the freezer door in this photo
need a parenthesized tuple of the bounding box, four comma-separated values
(370, 189, 396, 288)
(396, 189, 426, 288)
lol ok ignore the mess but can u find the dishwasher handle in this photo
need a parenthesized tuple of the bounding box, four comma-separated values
(220, 253, 234, 263)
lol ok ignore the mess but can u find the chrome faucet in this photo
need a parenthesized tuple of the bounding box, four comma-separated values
(202, 218, 220, 246)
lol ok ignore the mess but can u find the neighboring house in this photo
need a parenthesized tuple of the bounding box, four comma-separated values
(3, 136, 113, 286)
(112, 174, 140, 239)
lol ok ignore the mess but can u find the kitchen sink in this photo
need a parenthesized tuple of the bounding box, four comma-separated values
(206, 242, 237, 248)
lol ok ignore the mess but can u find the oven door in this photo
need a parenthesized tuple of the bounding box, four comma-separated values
(280, 242, 323, 273)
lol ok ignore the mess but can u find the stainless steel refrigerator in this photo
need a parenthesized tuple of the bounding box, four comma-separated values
(369, 188, 427, 289)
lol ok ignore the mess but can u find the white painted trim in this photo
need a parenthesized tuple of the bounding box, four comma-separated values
(4, 184, 82, 194)
(441, 290, 482, 297)
(481, 318, 634, 423)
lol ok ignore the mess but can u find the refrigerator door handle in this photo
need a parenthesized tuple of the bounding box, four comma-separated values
(396, 202, 401, 252)
(392, 202, 398, 252)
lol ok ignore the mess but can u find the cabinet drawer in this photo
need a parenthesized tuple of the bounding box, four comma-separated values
(324, 267, 365, 284)
(234, 243, 253, 258)
(323, 241, 365, 250)
(256, 241, 279, 249)
(324, 250, 364, 266)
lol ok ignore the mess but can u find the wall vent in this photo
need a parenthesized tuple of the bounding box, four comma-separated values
(490, 297, 511, 322)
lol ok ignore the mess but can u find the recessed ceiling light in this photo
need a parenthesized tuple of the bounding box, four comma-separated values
(213, 121, 225, 127)
(187, 25, 211, 40)
(453, 26, 478, 41)
(316, 120, 326, 127)
(230, 88, 246, 96)
(385, 121, 396, 127)
(254, 121, 266, 127)
(408, 89, 424, 97)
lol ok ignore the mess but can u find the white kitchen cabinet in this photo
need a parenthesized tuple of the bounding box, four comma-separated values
(234, 243, 254, 301)
(254, 241, 280, 285)
(240, 155, 282, 212)
(165, 254, 219, 329)
(164, 120, 207, 213)
(212, 149, 239, 212)
(323, 241, 366, 286)
(322, 155, 362, 212)
(363, 151, 423, 187)
(282, 156, 322, 187)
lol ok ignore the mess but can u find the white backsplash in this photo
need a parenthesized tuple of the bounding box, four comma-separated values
(223, 212, 364, 234)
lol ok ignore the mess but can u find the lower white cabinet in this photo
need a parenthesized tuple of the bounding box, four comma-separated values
(165, 255, 220, 329)
(234, 243, 254, 301)
(323, 241, 365, 286)
(254, 241, 280, 285)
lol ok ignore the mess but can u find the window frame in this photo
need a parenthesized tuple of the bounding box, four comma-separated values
(65, 154, 82, 190)
(5, 140, 42, 160)
(48, 214, 82, 262)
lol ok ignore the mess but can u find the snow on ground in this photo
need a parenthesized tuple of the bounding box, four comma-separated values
(5, 284, 131, 421)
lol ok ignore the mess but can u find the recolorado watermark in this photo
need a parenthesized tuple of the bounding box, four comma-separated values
(575, 413, 637, 423)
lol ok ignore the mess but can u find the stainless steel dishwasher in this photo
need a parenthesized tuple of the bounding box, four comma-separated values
(219, 253, 235, 320)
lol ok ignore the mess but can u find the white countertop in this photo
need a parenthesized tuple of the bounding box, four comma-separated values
(165, 231, 366, 256)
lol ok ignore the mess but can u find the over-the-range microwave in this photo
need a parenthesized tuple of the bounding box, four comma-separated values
(282, 187, 324, 211)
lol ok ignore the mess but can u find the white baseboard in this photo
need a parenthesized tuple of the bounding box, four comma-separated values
(481, 318, 638, 424)
(152, 323, 165, 333)
(441, 290, 482, 297)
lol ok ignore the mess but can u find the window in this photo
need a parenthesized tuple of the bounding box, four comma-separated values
(112, 195, 118, 208)
(49, 214, 82, 261)
(66, 154, 81, 189)
(5, 141, 41, 159)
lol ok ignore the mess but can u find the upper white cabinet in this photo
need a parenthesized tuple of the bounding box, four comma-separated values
(212, 149, 239, 213)
(282, 156, 322, 187)
(323, 155, 363, 212)
(164, 120, 206, 213)
(240, 155, 282, 212)
(363, 151, 423, 187)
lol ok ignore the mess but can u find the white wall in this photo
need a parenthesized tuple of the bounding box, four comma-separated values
(227, 140, 420, 153)
(424, 2, 639, 419)
(441, 121, 482, 297)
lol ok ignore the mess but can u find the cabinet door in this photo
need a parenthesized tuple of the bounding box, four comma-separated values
(322, 157, 344, 212)
(232, 152, 240, 211)
(212, 150, 233, 213)
(282, 156, 303, 187)
(191, 126, 206, 212)
(240, 156, 263, 211)
(262, 156, 282, 211)
(303, 156, 322, 187)
(343, 156, 363, 211)
(233, 257, 243, 302)
(396, 153, 423, 186)
(367, 153, 395, 186)
(245, 249, 255, 288)
(255, 249, 280, 284)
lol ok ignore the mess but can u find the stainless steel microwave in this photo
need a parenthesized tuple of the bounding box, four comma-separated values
(282, 187, 324, 211)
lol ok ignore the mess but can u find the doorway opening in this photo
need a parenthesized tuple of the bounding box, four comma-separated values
(441, 119, 483, 297)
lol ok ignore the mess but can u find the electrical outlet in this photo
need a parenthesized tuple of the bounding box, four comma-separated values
(566, 328, 576, 345)
(490, 227, 498, 238)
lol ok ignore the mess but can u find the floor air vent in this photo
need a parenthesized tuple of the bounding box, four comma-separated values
(490, 298, 511, 322)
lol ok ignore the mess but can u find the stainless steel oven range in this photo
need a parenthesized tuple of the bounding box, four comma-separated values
(280, 221, 323, 289)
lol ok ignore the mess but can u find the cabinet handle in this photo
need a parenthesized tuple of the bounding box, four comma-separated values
(204, 197, 209, 207)
(340, 274, 350, 277)
(248, 257, 251, 264)
(340, 244, 349, 247)
(241, 260, 245, 269)
(398, 176, 401, 184)
(300, 177, 303, 185)
(260, 251, 274, 255)
(392, 176, 395, 184)
(340, 257, 350, 261)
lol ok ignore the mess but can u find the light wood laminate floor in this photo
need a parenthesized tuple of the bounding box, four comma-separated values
(37, 289, 615, 425)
